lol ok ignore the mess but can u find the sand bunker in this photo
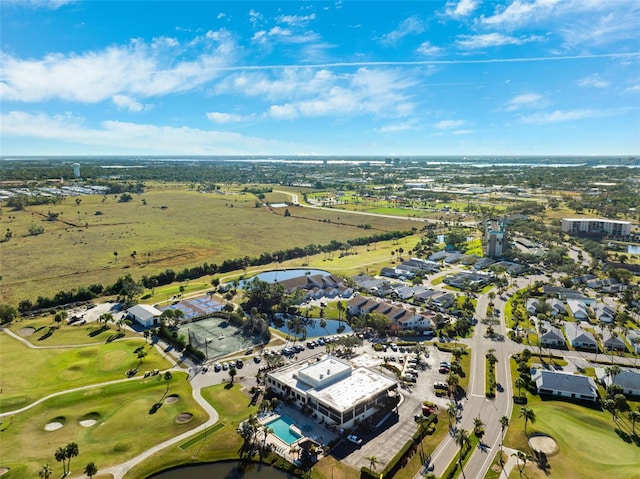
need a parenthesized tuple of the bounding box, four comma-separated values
(79, 419, 97, 427)
(45, 422, 64, 431)
(17, 327, 35, 337)
(165, 394, 180, 404)
(0, 467, 9, 476)
(529, 434, 558, 455)
(175, 413, 193, 424)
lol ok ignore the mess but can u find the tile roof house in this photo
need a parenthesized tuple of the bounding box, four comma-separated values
(626, 330, 640, 354)
(538, 321, 566, 348)
(597, 368, 640, 397)
(567, 299, 590, 320)
(602, 329, 627, 351)
(593, 303, 616, 323)
(565, 323, 597, 350)
(533, 369, 598, 402)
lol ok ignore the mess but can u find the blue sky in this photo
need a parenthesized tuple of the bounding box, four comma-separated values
(1, 0, 639, 156)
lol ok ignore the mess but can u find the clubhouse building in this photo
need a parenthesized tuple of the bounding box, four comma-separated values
(266, 355, 398, 429)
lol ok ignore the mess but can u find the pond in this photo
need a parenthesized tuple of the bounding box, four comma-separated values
(243, 269, 330, 285)
(147, 460, 298, 479)
(275, 318, 352, 338)
(628, 245, 640, 254)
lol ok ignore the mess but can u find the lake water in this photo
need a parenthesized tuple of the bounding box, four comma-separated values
(276, 318, 352, 338)
(628, 245, 640, 254)
(147, 460, 298, 478)
(246, 269, 330, 284)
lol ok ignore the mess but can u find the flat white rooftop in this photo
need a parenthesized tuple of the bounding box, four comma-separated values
(298, 357, 351, 388)
(309, 367, 397, 413)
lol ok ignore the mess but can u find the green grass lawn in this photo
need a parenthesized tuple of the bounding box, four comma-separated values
(9, 315, 138, 347)
(123, 383, 259, 479)
(504, 400, 640, 479)
(0, 372, 204, 479)
(0, 332, 170, 413)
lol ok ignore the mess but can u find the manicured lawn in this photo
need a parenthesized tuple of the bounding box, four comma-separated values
(9, 315, 137, 347)
(123, 383, 259, 479)
(504, 400, 640, 479)
(0, 372, 204, 479)
(0, 332, 170, 413)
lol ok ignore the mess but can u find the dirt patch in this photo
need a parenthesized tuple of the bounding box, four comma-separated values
(165, 394, 180, 404)
(17, 327, 35, 337)
(79, 419, 97, 427)
(45, 422, 64, 431)
(175, 413, 193, 424)
(0, 467, 9, 476)
(529, 434, 558, 455)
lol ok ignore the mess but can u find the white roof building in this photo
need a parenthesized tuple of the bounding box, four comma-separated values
(267, 355, 398, 429)
(126, 304, 163, 328)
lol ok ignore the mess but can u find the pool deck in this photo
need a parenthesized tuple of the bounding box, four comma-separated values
(258, 406, 339, 459)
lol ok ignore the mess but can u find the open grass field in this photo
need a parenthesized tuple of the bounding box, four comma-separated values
(122, 383, 259, 479)
(504, 400, 640, 479)
(0, 371, 204, 479)
(0, 186, 418, 305)
(0, 331, 170, 413)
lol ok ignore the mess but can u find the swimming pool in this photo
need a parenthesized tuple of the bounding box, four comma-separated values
(265, 415, 301, 445)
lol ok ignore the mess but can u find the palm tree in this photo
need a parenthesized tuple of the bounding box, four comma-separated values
(605, 364, 622, 386)
(453, 428, 471, 478)
(447, 401, 458, 428)
(38, 463, 53, 479)
(519, 407, 536, 436)
(515, 376, 527, 398)
(447, 372, 460, 397)
(55, 447, 67, 475)
(163, 371, 173, 396)
(499, 415, 509, 461)
(628, 408, 640, 435)
(84, 462, 98, 479)
(473, 416, 485, 437)
(512, 451, 529, 476)
(229, 366, 237, 384)
(366, 455, 379, 472)
(64, 442, 79, 474)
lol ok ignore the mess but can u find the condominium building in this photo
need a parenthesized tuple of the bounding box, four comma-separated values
(561, 218, 631, 237)
(483, 219, 507, 258)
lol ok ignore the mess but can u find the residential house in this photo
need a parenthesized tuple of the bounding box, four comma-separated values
(532, 369, 598, 402)
(565, 323, 597, 350)
(547, 298, 567, 317)
(593, 303, 616, 323)
(538, 321, 566, 349)
(526, 298, 541, 315)
(602, 329, 626, 351)
(543, 286, 594, 303)
(567, 299, 590, 320)
(626, 330, 640, 354)
(597, 368, 640, 397)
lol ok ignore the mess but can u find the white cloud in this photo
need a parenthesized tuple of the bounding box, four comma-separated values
(217, 12, 226, 19)
(376, 120, 419, 133)
(456, 33, 541, 49)
(0, 110, 293, 154)
(206, 112, 245, 123)
(444, 0, 479, 18)
(520, 109, 598, 124)
(435, 119, 466, 129)
(6, 0, 75, 10)
(505, 93, 544, 111)
(417, 41, 443, 56)
(249, 68, 417, 120)
(379, 16, 425, 45)
(0, 30, 239, 103)
(578, 74, 609, 88)
(481, 0, 561, 27)
(112, 95, 146, 112)
(453, 129, 474, 135)
(625, 84, 640, 93)
(277, 13, 316, 27)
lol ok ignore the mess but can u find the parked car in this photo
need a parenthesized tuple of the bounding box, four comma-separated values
(347, 434, 363, 446)
(253, 356, 262, 363)
(433, 382, 448, 391)
(214, 362, 221, 372)
(222, 362, 229, 370)
(439, 366, 450, 374)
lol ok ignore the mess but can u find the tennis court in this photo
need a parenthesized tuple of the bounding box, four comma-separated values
(177, 317, 256, 359)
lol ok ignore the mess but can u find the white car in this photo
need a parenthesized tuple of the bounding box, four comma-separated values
(347, 434, 363, 446)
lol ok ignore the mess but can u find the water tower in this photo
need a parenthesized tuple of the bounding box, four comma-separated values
(73, 163, 81, 178)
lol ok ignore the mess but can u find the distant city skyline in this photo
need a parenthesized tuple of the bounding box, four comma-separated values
(1, 0, 639, 156)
